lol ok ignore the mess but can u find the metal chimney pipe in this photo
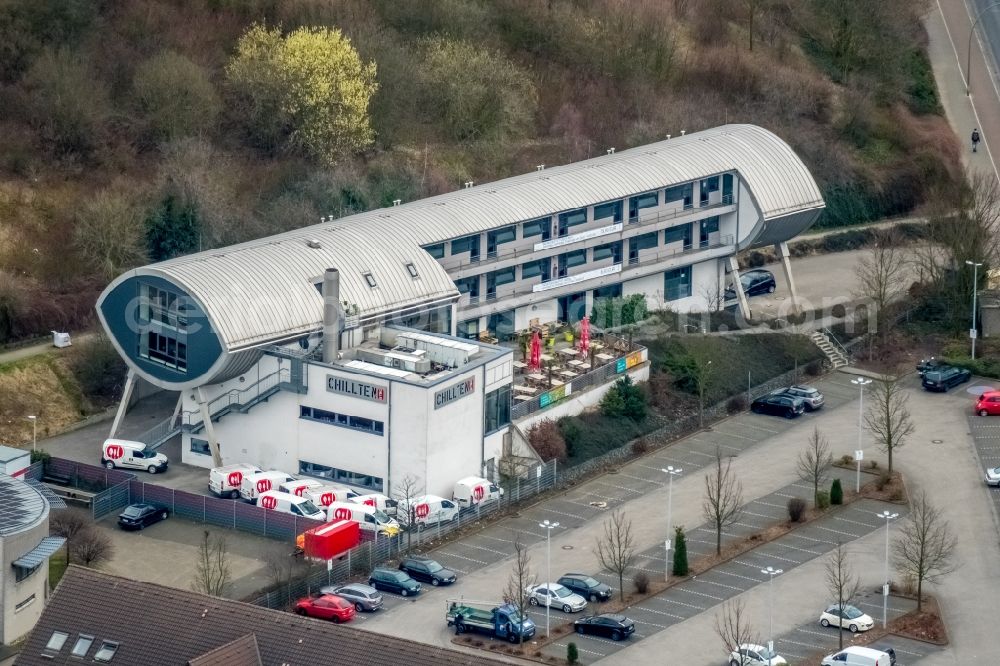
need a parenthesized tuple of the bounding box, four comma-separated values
(322, 268, 340, 363)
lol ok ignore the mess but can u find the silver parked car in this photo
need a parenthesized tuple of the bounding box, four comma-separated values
(525, 583, 588, 613)
(320, 583, 384, 612)
(777, 385, 824, 411)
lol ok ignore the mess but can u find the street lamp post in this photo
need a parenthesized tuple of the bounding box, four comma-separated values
(850, 378, 871, 492)
(877, 510, 899, 629)
(538, 519, 559, 638)
(27, 415, 37, 453)
(661, 466, 682, 582)
(966, 260, 983, 360)
(966, 1, 1000, 95)
(761, 566, 783, 655)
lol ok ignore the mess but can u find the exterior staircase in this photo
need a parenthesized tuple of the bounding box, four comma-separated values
(809, 330, 849, 369)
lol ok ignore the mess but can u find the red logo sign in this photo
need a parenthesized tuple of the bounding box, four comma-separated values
(415, 503, 430, 519)
(106, 444, 124, 460)
(320, 492, 334, 506)
(334, 507, 351, 520)
(363, 498, 376, 507)
(227, 471, 243, 487)
(473, 485, 485, 501)
(294, 485, 306, 497)
(260, 495, 277, 510)
(256, 478, 272, 493)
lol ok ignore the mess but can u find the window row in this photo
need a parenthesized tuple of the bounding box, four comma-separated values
(300, 405, 385, 436)
(139, 330, 187, 372)
(299, 461, 384, 492)
(424, 174, 735, 261)
(142, 284, 190, 330)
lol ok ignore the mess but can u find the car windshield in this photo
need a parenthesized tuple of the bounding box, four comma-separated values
(122, 507, 144, 517)
(507, 610, 524, 625)
(992, 467, 1000, 474)
(424, 560, 443, 572)
(373, 509, 391, 523)
(299, 499, 320, 514)
(579, 576, 600, 588)
(843, 606, 864, 619)
(552, 586, 572, 598)
(757, 647, 777, 659)
(391, 571, 408, 581)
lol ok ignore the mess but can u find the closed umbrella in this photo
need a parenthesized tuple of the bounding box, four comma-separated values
(530, 331, 542, 372)
(579, 316, 590, 354)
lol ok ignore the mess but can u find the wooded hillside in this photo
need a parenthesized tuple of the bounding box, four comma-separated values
(0, 0, 960, 343)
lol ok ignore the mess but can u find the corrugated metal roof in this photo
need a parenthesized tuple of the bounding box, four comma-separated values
(13, 536, 65, 570)
(121, 124, 822, 351)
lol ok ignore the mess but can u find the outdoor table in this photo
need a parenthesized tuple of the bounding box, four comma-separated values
(527, 373, 546, 382)
(513, 385, 537, 394)
(559, 370, 577, 379)
(550, 379, 565, 387)
(568, 359, 587, 368)
(539, 353, 553, 362)
(596, 353, 615, 361)
(558, 348, 578, 357)
(514, 394, 532, 402)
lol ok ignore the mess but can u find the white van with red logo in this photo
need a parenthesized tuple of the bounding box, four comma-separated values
(452, 476, 504, 507)
(279, 478, 323, 498)
(304, 485, 360, 509)
(209, 464, 262, 499)
(397, 495, 459, 528)
(240, 470, 294, 502)
(326, 501, 400, 535)
(101, 439, 168, 474)
(349, 493, 398, 516)
(256, 490, 325, 521)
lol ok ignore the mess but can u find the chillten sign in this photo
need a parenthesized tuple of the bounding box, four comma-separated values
(434, 377, 475, 409)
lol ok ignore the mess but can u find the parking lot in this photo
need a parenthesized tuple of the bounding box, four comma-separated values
(967, 414, 1000, 525)
(542, 495, 901, 661)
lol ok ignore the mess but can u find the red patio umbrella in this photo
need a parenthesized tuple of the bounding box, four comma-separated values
(529, 331, 542, 372)
(578, 316, 590, 354)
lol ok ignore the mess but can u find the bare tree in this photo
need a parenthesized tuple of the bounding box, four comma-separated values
(743, 0, 764, 51)
(501, 534, 535, 644)
(700, 272, 724, 313)
(595, 510, 637, 602)
(825, 542, 861, 650)
(714, 599, 758, 666)
(70, 528, 114, 568)
(50, 510, 90, 560)
(854, 229, 909, 347)
(864, 375, 914, 474)
(703, 446, 744, 556)
(796, 427, 833, 506)
(192, 530, 231, 597)
(392, 474, 424, 554)
(681, 337, 720, 428)
(893, 491, 957, 611)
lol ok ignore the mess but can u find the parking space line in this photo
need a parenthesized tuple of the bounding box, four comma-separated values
(653, 596, 706, 611)
(630, 605, 686, 621)
(812, 524, 867, 539)
(712, 568, 764, 585)
(553, 642, 606, 657)
(435, 551, 488, 566)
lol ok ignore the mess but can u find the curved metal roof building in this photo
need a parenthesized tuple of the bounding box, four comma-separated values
(97, 124, 823, 390)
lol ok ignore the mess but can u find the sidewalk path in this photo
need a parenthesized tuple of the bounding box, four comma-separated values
(929, 0, 1000, 180)
(0, 332, 96, 365)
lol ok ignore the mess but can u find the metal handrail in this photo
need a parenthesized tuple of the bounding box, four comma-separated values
(182, 368, 290, 426)
(442, 196, 735, 272)
(458, 235, 735, 309)
(822, 328, 851, 359)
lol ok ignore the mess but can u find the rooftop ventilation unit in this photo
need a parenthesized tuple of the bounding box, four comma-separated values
(355, 347, 431, 374)
(307, 239, 322, 249)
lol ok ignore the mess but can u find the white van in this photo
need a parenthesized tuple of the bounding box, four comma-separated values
(101, 439, 168, 474)
(398, 494, 459, 528)
(303, 485, 360, 508)
(256, 490, 326, 521)
(821, 646, 894, 666)
(209, 463, 262, 499)
(326, 501, 400, 535)
(240, 470, 294, 502)
(452, 476, 504, 507)
(349, 493, 398, 516)
(279, 478, 323, 497)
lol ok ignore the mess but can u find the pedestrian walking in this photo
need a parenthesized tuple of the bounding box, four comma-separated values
(972, 128, 981, 152)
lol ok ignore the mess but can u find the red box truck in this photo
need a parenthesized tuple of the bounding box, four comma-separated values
(302, 520, 361, 560)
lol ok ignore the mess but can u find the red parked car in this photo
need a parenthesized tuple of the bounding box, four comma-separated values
(976, 390, 1000, 416)
(294, 594, 356, 623)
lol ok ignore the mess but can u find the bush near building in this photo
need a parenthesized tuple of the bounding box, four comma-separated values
(526, 418, 567, 463)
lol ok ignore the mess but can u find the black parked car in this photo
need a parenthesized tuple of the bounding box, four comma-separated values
(725, 269, 776, 300)
(368, 567, 421, 596)
(398, 555, 457, 586)
(573, 614, 636, 641)
(117, 503, 169, 530)
(922, 365, 972, 392)
(558, 574, 612, 602)
(750, 393, 805, 418)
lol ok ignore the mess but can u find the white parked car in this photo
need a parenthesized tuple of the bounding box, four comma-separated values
(985, 466, 1000, 487)
(525, 583, 587, 613)
(819, 603, 874, 633)
(729, 643, 787, 666)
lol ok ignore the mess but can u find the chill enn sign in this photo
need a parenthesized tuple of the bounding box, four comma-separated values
(434, 377, 475, 409)
(326, 376, 387, 403)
